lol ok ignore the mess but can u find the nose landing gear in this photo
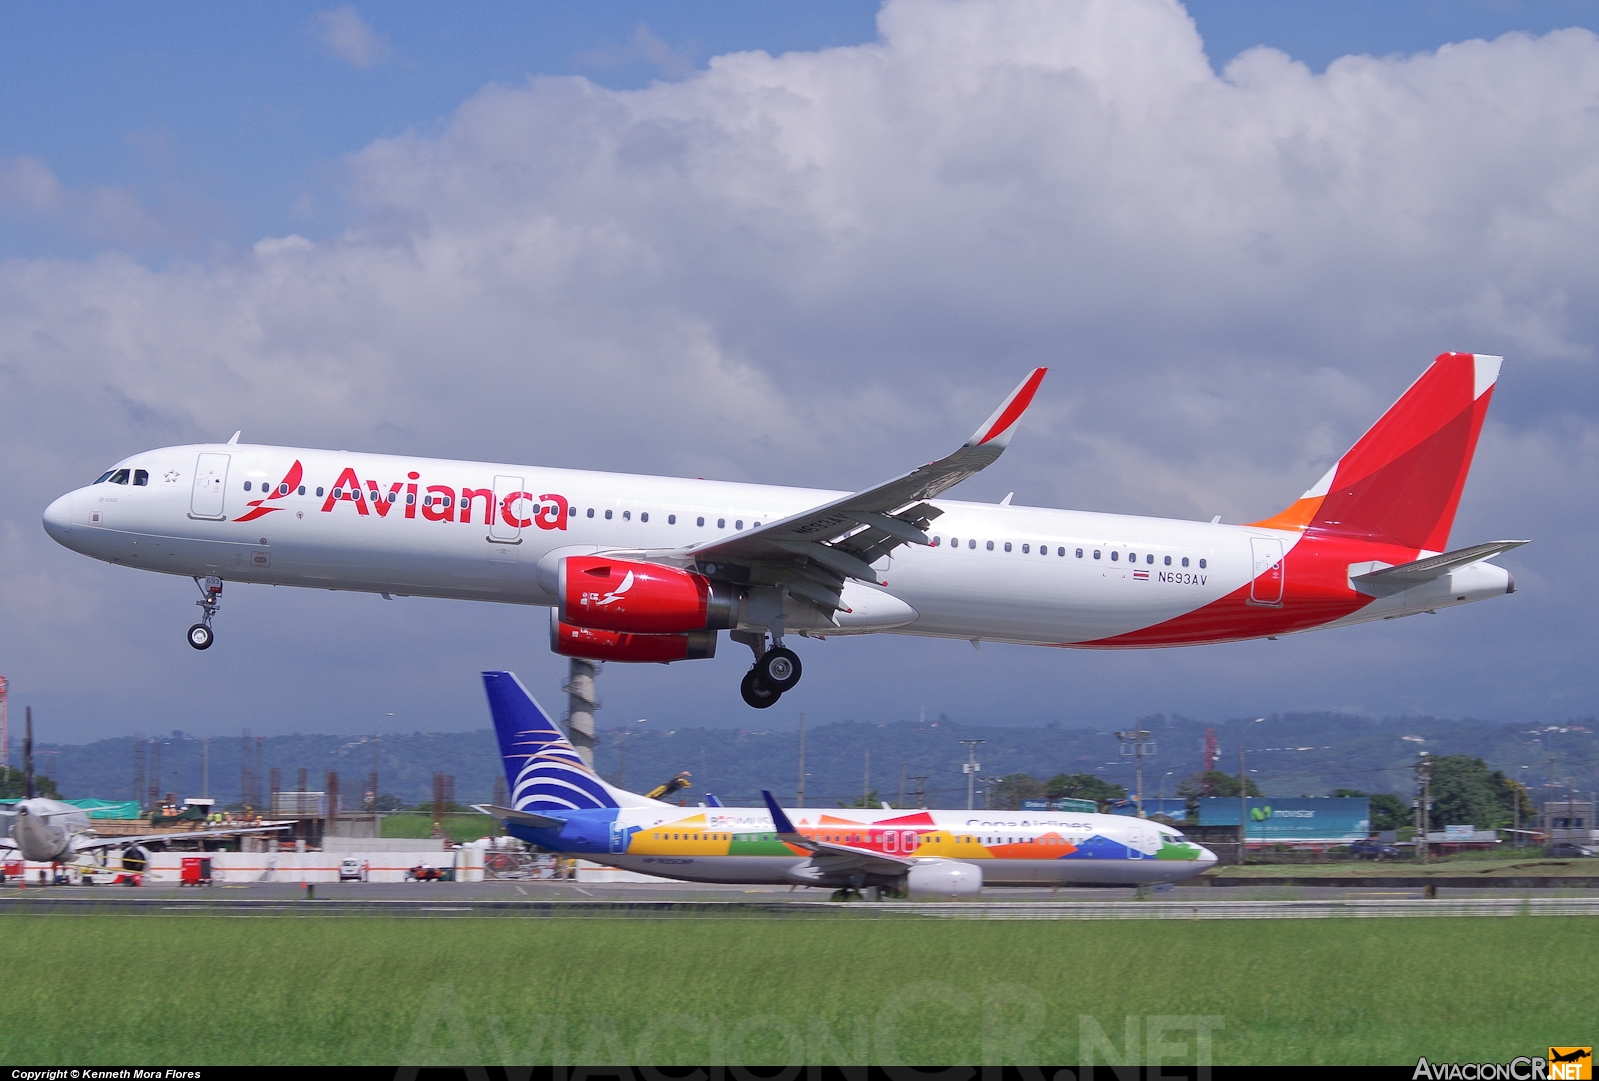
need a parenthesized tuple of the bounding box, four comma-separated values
(187, 576, 222, 650)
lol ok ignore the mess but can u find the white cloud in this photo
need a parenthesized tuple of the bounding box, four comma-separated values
(4, 0, 1599, 737)
(312, 6, 390, 71)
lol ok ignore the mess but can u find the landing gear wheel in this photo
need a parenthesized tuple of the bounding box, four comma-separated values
(740, 670, 781, 709)
(187, 623, 214, 650)
(756, 647, 802, 692)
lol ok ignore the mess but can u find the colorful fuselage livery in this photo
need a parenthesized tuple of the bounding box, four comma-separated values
(43, 353, 1523, 706)
(479, 671, 1216, 896)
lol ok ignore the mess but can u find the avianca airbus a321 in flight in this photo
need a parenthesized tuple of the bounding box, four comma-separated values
(43, 352, 1524, 707)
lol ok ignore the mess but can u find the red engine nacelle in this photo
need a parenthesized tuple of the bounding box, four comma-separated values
(550, 617, 718, 664)
(558, 555, 738, 634)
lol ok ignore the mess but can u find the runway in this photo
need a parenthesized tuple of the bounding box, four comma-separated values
(3, 879, 1597, 918)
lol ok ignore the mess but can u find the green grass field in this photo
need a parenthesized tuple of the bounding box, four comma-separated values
(4, 914, 1589, 1066)
(380, 811, 497, 843)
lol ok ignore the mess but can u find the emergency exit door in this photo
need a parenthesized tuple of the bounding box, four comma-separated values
(1249, 537, 1285, 606)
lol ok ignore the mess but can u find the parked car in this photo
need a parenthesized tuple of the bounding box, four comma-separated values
(339, 858, 369, 882)
(1544, 842, 1596, 858)
(1348, 838, 1402, 860)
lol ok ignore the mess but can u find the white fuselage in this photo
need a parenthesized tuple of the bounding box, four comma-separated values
(5, 799, 89, 863)
(43, 443, 1504, 647)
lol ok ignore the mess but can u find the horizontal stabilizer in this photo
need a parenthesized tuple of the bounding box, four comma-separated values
(1351, 539, 1530, 596)
(471, 803, 566, 830)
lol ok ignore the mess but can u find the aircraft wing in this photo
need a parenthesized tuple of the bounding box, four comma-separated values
(678, 370, 1046, 616)
(760, 790, 911, 877)
(68, 823, 292, 853)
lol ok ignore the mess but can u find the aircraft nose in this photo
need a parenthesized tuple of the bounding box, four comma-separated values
(42, 492, 75, 543)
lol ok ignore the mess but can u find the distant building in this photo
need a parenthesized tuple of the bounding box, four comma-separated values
(1543, 799, 1594, 844)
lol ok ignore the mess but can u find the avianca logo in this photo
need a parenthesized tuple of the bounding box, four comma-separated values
(307, 466, 569, 531)
(233, 461, 304, 523)
(595, 570, 635, 607)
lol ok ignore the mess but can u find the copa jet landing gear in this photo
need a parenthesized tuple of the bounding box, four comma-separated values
(187, 576, 223, 650)
(733, 633, 803, 708)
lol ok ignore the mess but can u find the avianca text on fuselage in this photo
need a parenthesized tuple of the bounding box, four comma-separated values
(42, 354, 1527, 706)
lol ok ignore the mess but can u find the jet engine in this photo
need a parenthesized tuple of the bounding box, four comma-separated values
(550, 614, 717, 663)
(903, 859, 982, 901)
(558, 556, 740, 634)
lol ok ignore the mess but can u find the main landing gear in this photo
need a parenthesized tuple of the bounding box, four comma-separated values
(187, 576, 222, 650)
(734, 634, 803, 709)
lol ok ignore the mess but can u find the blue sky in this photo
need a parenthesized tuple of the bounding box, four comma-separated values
(4, 1, 1598, 744)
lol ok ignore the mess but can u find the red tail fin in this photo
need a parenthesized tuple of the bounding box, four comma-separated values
(1250, 353, 1500, 552)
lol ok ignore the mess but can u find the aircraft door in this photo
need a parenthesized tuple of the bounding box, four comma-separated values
(1249, 537, 1285, 606)
(1126, 825, 1144, 859)
(190, 453, 230, 519)
(489, 475, 524, 544)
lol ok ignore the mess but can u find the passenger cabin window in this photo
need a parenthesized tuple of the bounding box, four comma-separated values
(735, 520, 743, 530)
(1021, 543, 1029, 553)
(968, 539, 976, 549)
(622, 510, 630, 520)
(1057, 547, 1065, 556)
(298, 486, 306, 496)
(243, 481, 252, 491)
(1111, 551, 1119, 561)
(986, 540, 994, 551)
(641, 512, 649, 523)
(1147, 554, 1154, 564)
(950, 537, 958, 547)
(316, 488, 324, 497)
(697, 517, 705, 527)
(133, 469, 149, 486)
(1164, 555, 1171, 565)
(1075, 548, 1084, 558)
(1004, 542, 1012, 552)
(1093, 550, 1101, 559)
(668, 514, 676, 524)
(717, 518, 726, 529)
(1199, 559, 1207, 569)
(604, 509, 613, 519)
(1181, 557, 1189, 567)
(587, 508, 595, 518)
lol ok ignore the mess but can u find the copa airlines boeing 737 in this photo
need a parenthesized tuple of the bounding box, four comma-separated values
(476, 671, 1216, 898)
(43, 353, 1523, 707)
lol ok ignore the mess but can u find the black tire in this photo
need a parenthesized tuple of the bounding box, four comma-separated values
(187, 623, 214, 650)
(740, 670, 781, 709)
(756, 647, 802, 691)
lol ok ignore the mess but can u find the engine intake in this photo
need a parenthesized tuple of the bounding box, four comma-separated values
(558, 555, 739, 634)
(903, 859, 982, 901)
(550, 614, 717, 664)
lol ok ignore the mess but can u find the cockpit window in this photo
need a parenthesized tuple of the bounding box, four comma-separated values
(93, 470, 115, 484)
(108, 469, 130, 485)
(133, 469, 149, 486)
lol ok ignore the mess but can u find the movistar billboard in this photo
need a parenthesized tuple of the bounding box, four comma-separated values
(1197, 797, 1369, 842)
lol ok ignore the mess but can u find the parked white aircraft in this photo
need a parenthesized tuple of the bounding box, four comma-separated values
(43, 353, 1523, 707)
(0, 708, 284, 869)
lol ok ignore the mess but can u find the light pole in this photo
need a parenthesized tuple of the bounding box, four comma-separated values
(617, 718, 646, 790)
(960, 740, 985, 811)
(1237, 719, 1263, 860)
(1116, 726, 1155, 818)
